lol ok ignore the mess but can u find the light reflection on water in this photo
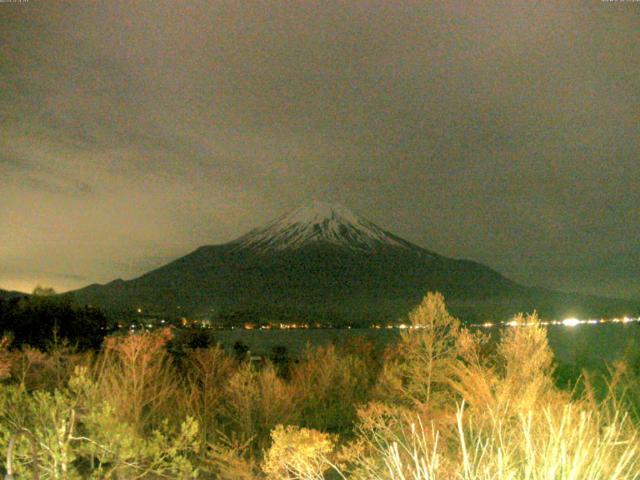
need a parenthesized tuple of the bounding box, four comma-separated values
(209, 323, 640, 365)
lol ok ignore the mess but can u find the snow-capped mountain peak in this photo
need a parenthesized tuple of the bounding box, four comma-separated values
(230, 201, 411, 252)
(279, 200, 361, 226)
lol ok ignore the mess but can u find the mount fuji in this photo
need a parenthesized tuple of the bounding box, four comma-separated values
(72, 201, 638, 324)
(231, 201, 420, 253)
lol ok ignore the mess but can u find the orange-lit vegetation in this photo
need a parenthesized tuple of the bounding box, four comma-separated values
(1, 293, 640, 478)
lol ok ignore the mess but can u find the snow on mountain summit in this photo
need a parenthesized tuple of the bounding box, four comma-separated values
(230, 201, 412, 253)
(280, 200, 361, 226)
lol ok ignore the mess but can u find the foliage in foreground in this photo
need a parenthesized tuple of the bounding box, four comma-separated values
(1, 292, 639, 479)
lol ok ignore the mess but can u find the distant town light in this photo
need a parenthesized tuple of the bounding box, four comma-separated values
(562, 317, 580, 327)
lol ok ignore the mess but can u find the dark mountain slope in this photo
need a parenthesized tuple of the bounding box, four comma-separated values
(72, 202, 639, 324)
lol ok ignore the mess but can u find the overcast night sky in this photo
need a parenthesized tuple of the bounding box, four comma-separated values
(1, 1, 639, 299)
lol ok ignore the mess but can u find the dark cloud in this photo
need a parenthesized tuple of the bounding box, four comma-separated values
(21, 176, 93, 195)
(0, 1, 639, 299)
(52, 273, 88, 282)
(0, 148, 93, 195)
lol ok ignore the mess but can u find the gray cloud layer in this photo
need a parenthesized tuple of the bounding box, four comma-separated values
(1, 1, 639, 298)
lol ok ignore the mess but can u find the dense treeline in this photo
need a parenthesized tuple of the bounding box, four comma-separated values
(0, 292, 110, 350)
(1, 293, 639, 479)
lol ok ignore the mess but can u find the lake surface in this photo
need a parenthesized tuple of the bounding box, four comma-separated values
(208, 323, 640, 365)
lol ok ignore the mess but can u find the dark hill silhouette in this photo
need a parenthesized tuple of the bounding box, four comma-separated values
(0, 289, 28, 301)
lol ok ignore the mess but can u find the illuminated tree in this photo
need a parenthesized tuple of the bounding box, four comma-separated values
(376, 292, 461, 409)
